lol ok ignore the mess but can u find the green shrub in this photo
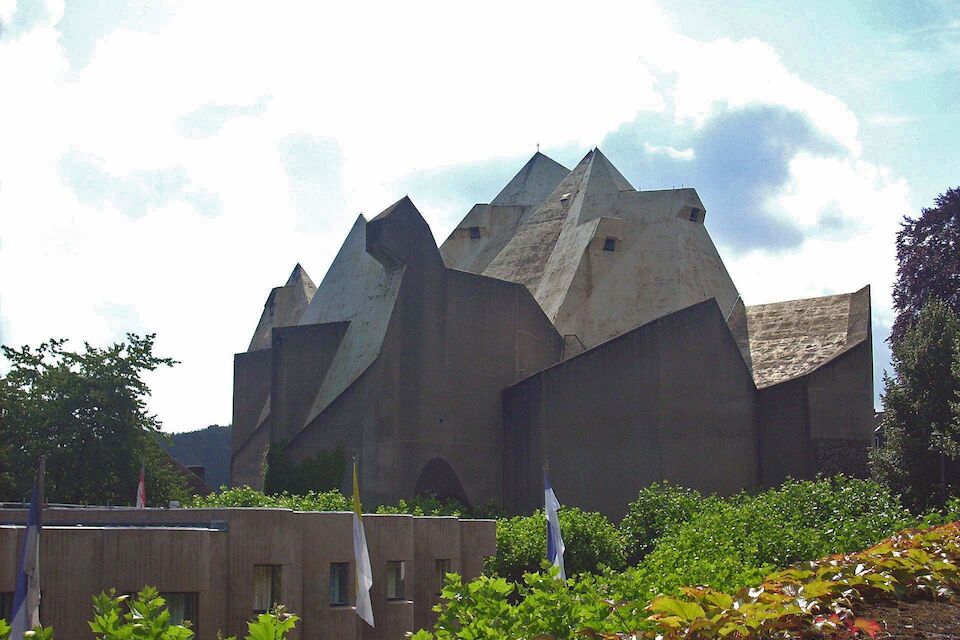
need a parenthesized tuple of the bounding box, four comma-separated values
(638, 475, 916, 594)
(375, 494, 467, 516)
(619, 482, 709, 564)
(263, 442, 345, 496)
(487, 507, 627, 582)
(0, 587, 298, 640)
(90, 586, 194, 639)
(184, 486, 350, 511)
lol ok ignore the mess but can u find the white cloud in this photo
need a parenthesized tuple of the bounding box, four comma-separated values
(644, 142, 695, 160)
(867, 113, 914, 127)
(0, 0, 908, 429)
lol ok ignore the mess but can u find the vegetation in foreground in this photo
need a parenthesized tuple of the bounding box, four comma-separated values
(415, 522, 960, 639)
(0, 586, 297, 640)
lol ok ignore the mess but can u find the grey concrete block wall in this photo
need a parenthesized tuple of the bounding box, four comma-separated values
(0, 508, 495, 639)
(503, 298, 760, 519)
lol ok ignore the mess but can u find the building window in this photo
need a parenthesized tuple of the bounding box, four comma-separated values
(161, 592, 198, 627)
(329, 562, 350, 606)
(253, 565, 282, 614)
(469, 226, 481, 239)
(386, 561, 406, 600)
(602, 237, 616, 252)
(435, 559, 451, 595)
(689, 208, 701, 222)
(0, 592, 12, 622)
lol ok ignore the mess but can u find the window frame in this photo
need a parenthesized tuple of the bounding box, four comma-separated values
(253, 564, 282, 615)
(329, 562, 351, 607)
(386, 560, 406, 601)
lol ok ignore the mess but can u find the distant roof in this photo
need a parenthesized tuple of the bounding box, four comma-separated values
(490, 151, 570, 207)
(736, 286, 871, 387)
(247, 263, 317, 351)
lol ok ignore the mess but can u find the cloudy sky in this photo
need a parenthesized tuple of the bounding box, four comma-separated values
(1, 0, 957, 432)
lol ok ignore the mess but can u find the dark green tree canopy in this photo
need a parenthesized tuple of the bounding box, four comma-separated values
(892, 187, 960, 344)
(0, 333, 187, 505)
(871, 300, 960, 510)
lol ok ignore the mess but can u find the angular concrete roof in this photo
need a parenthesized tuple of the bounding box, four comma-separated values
(490, 151, 570, 207)
(736, 286, 871, 388)
(247, 263, 317, 351)
(445, 148, 740, 349)
(298, 213, 404, 427)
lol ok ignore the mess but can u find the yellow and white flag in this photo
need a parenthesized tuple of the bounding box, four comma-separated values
(352, 460, 374, 627)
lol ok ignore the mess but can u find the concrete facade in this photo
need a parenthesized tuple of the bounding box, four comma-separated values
(0, 507, 494, 639)
(231, 147, 875, 517)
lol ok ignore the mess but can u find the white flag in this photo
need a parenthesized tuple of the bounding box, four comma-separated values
(544, 472, 565, 580)
(352, 461, 374, 627)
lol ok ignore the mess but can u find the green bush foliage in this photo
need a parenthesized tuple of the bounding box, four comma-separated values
(0, 586, 298, 640)
(640, 476, 915, 594)
(415, 520, 960, 639)
(262, 442, 345, 496)
(488, 507, 627, 583)
(375, 495, 468, 516)
(619, 482, 710, 564)
(184, 486, 350, 511)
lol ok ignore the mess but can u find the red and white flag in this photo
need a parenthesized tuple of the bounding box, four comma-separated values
(135, 466, 146, 508)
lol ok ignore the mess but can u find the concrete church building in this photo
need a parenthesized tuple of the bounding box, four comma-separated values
(231, 149, 874, 519)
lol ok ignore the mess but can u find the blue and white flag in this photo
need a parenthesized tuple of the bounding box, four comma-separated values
(544, 471, 565, 580)
(10, 473, 42, 639)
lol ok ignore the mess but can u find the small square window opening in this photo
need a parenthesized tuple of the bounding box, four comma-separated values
(386, 561, 406, 600)
(329, 562, 350, 606)
(689, 208, 701, 222)
(602, 237, 616, 252)
(469, 226, 481, 239)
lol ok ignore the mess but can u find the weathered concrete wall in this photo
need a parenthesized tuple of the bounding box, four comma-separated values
(0, 508, 494, 639)
(269, 322, 348, 444)
(231, 348, 273, 489)
(503, 299, 759, 519)
(756, 376, 812, 487)
(286, 255, 564, 509)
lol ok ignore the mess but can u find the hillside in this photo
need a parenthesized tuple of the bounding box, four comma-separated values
(161, 425, 232, 490)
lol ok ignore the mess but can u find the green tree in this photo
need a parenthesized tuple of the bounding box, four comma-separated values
(0, 333, 187, 505)
(871, 300, 960, 510)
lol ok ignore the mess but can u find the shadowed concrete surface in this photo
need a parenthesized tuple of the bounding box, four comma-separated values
(231, 148, 875, 518)
(0, 507, 494, 640)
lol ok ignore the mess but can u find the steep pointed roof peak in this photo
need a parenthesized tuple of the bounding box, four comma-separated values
(371, 195, 423, 223)
(584, 148, 635, 192)
(285, 263, 310, 286)
(491, 151, 570, 207)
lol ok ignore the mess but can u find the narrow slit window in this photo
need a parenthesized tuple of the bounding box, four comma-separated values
(386, 561, 406, 600)
(602, 237, 616, 252)
(253, 564, 282, 614)
(329, 562, 350, 606)
(469, 226, 481, 239)
(435, 559, 452, 596)
(689, 208, 701, 222)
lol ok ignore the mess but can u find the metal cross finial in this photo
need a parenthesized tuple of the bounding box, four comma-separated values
(536, 142, 540, 152)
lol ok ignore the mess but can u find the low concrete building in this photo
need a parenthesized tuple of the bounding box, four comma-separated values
(0, 507, 494, 639)
(231, 147, 875, 518)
